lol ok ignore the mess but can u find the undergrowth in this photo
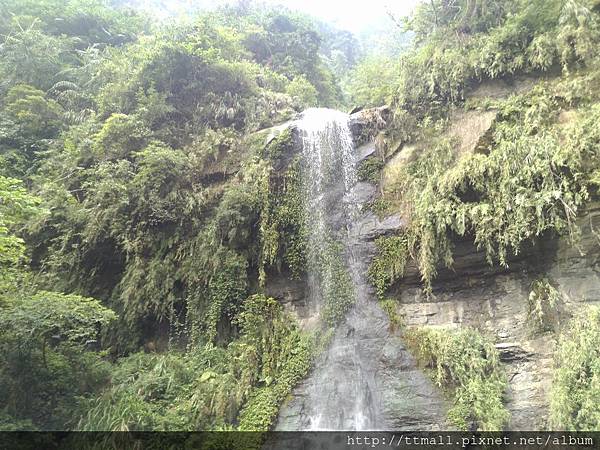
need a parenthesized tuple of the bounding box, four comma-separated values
(550, 305, 600, 430)
(405, 326, 509, 431)
(78, 295, 317, 431)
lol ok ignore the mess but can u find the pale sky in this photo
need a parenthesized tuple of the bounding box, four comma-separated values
(153, 0, 422, 33)
(271, 0, 420, 32)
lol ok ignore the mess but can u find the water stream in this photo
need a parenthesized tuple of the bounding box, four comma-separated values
(275, 108, 447, 434)
(284, 108, 385, 430)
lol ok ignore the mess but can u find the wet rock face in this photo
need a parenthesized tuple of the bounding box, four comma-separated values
(274, 110, 448, 431)
(349, 106, 389, 147)
(270, 105, 600, 431)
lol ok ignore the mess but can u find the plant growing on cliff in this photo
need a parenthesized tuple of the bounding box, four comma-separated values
(528, 278, 562, 333)
(358, 0, 600, 297)
(357, 156, 385, 183)
(549, 306, 600, 430)
(368, 235, 409, 299)
(0, 176, 42, 299)
(405, 326, 509, 431)
(379, 299, 404, 332)
(374, 89, 600, 295)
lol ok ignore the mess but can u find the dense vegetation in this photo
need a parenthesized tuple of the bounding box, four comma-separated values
(550, 306, 600, 430)
(0, 0, 346, 431)
(364, 0, 600, 293)
(405, 327, 509, 431)
(2, 0, 600, 433)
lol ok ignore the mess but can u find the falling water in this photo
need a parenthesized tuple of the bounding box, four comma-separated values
(273, 109, 449, 439)
(298, 109, 357, 319)
(290, 108, 384, 430)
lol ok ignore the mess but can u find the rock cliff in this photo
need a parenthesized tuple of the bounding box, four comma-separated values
(270, 98, 600, 430)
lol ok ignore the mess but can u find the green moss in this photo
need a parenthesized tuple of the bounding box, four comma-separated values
(549, 306, 600, 431)
(357, 156, 384, 183)
(259, 157, 308, 283)
(318, 239, 356, 326)
(368, 235, 409, 299)
(378, 298, 404, 332)
(405, 326, 509, 431)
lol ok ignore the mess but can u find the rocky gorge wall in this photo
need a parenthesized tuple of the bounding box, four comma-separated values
(264, 110, 449, 431)
(265, 95, 600, 430)
(392, 201, 600, 429)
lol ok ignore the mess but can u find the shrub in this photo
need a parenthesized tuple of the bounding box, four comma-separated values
(405, 326, 509, 430)
(549, 306, 600, 430)
(0, 291, 116, 429)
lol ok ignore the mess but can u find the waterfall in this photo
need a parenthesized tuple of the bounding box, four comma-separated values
(274, 108, 448, 436)
(291, 108, 383, 430)
(298, 108, 357, 321)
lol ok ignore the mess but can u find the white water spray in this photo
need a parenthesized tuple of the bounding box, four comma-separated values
(294, 108, 381, 430)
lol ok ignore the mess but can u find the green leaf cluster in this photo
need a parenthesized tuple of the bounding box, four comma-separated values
(368, 235, 409, 299)
(405, 326, 509, 431)
(528, 278, 562, 333)
(550, 306, 600, 430)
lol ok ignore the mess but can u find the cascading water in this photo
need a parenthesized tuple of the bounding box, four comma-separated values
(275, 108, 447, 435)
(280, 108, 385, 430)
(297, 108, 357, 324)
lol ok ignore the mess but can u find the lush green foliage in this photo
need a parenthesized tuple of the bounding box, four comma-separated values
(550, 306, 600, 430)
(5, 0, 600, 433)
(405, 326, 509, 430)
(0, 0, 349, 432)
(78, 295, 315, 431)
(0, 291, 115, 429)
(374, 82, 600, 293)
(5, 1, 344, 345)
(0, 176, 42, 297)
(368, 235, 409, 299)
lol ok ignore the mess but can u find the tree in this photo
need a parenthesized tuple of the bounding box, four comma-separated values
(0, 175, 41, 299)
(0, 291, 116, 429)
(0, 85, 64, 178)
